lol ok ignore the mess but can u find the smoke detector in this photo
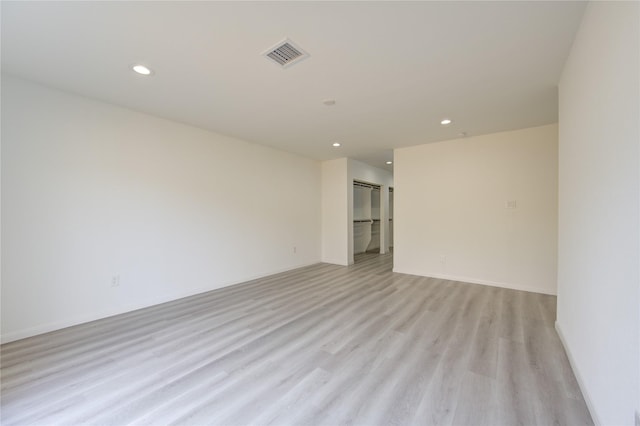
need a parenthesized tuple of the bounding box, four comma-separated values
(263, 38, 310, 69)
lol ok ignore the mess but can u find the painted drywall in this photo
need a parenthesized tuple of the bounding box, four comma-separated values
(394, 124, 558, 295)
(556, 2, 639, 425)
(1, 75, 322, 343)
(321, 158, 349, 265)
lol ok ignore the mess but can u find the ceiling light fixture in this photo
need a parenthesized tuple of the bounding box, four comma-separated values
(440, 118, 452, 125)
(332, 142, 341, 147)
(132, 64, 153, 76)
(386, 161, 393, 165)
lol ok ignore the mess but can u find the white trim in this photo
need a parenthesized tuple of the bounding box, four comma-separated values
(555, 321, 601, 426)
(321, 258, 350, 266)
(391, 268, 556, 295)
(0, 261, 320, 344)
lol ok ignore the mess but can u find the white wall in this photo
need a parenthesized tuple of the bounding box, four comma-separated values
(321, 158, 349, 265)
(556, 2, 639, 425)
(394, 124, 558, 295)
(1, 75, 322, 343)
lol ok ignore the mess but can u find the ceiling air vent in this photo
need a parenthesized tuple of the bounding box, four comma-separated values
(263, 38, 310, 69)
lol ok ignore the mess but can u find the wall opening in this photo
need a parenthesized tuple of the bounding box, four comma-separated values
(353, 180, 382, 263)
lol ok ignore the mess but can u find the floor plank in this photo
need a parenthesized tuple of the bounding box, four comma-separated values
(0, 253, 593, 425)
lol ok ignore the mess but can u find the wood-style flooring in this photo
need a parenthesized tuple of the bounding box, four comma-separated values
(1, 253, 593, 425)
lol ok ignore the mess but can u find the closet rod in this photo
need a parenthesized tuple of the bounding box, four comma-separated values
(353, 219, 374, 223)
(353, 181, 381, 190)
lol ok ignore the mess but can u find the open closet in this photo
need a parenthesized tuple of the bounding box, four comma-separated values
(353, 181, 381, 255)
(389, 187, 394, 249)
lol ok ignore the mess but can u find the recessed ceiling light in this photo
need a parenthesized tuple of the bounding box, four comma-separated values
(440, 118, 452, 125)
(323, 99, 336, 106)
(132, 64, 153, 76)
(386, 161, 393, 165)
(332, 142, 341, 147)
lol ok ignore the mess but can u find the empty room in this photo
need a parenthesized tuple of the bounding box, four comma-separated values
(1, 1, 638, 425)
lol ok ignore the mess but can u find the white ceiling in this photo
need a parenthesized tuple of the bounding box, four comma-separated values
(1, 1, 586, 171)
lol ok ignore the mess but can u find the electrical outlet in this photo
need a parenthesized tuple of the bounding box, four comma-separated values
(111, 275, 120, 287)
(440, 255, 447, 265)
(505, 200, 517, 209)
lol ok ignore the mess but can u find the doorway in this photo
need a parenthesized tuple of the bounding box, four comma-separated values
(389, 187, 393, 251)
(353, 180, 382, 263)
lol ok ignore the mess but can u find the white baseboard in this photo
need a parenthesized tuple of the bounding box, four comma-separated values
(391, 268, 556, 295)
(321, 258, 349, 266)
(1, 260, 320, 344)
(555, 321, 601, 426)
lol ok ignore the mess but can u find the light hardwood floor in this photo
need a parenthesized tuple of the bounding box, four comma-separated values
(1, 253, 593, 425)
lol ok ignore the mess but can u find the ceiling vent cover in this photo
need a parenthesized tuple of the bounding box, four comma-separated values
(263, 38, 310, 68)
